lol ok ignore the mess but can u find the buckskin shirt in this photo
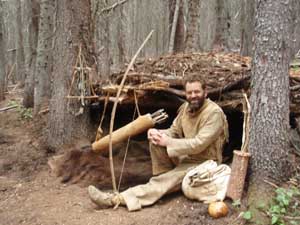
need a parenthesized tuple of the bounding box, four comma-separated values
(120, 98, 229, 211)
(166, 98, 228, 164)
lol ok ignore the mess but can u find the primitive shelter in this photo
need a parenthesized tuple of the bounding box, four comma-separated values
(91, 52, 300, 153)
(56, 52, 300, 188)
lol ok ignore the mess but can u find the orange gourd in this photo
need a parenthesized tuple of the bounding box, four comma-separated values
(208, 201, 229, 218)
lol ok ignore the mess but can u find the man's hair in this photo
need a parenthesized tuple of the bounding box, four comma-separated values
(183, 74, 206, 90)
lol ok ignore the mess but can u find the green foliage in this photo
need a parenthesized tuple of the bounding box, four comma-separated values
(8, 100, 32, 120)
(257, 202, 267, 210)
(290, 65, 300, 71)
(232, 199, 241, 208)
(242, 211, 252, 220)
(267, 187, 300, 225)
(7, 100, 18, 107)
(238, 186, 300, 224)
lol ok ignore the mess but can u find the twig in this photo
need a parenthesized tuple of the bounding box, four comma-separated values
(291, 85, 300, 91)
(289, 133, 300, 156)
(101, 0, 128, 14)
(291, 76, 300, 82)
(263, 179, 279, 188)
(241, 92, 250, 152)
(208, 75, 251, 99)
(6, 48, 17, 52)
(67, 48, 80, 97)
(38, 108, 49, 115)
(6, 63, 16, 80)
(95, 94, 109, 142)
(228, 212, 244, 225)
(0, 105, 17, 112)
(264, 209, 300, 221)
(66, 95, 124, 103)
(283, 215, 300, 220)
(66, 95, 100, 99)
(108, 30, 154, 192)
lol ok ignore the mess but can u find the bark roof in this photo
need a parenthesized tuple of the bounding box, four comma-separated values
(92, 52, 300, 114)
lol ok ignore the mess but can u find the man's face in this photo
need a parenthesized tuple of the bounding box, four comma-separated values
(185, 81, 207, 111)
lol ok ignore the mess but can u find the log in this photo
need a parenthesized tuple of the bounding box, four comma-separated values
(227, 151, 251, 200)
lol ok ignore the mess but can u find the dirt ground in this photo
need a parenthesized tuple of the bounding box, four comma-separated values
(0, 93, 246, 225)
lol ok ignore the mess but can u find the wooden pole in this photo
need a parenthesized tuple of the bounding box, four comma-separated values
(108, 30, 154, 192)
(226, 92, 251, 200)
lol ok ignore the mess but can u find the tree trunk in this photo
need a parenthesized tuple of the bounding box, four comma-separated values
(247, 1, 294, 223)
(3, 1, 17, 83)
(23, 0, 39, 108)
(249, 0, 294, 181)
(33, 0, 54, 115)
(247, 7, 295, 222)
(213, 0, 227, 51)
(14, 0, 26, 87)
(240, 0, 255, 56)
(48, 0, 94, 149)
(185, 0, 201, 52)
(174, 0, 185, 52)
(291, 0, 300, 56)
(168, 0, 180, 54)
(95, 0, 110, 78)
(0, 2, 6, 101)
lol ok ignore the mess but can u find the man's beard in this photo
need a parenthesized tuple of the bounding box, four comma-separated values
(188, 96, 205, 112)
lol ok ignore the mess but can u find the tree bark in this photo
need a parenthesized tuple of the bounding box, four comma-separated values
(213, 0, 227, 51)
(249, 0, 294, 181)
(185, 0, 201, 52)
(240, 0, 255, 56)
(48, 0, 94, 149)
(174, 0, 185, 52)
(0, 2, 6, 101)
(248, 0, 293, 220)
(3, 2, 17, 83)
(247, 2, 294, 223)
(168, 0, 180, 54)
(23, 0, 39, 108)
(33, 0, 54, 115)
(291, 0, 300, 56)
(14, 0, 26, 87)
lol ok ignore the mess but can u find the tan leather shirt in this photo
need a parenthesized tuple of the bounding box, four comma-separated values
(165, 99, 228, 164)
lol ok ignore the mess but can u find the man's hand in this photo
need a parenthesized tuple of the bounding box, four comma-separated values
(147, 128, 160, 144)
(147, 128, 171, 147)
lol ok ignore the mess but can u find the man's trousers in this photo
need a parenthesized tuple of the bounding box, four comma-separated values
(120, 144, 197, 211)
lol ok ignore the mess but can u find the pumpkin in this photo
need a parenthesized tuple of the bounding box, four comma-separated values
(208, 201, 229, 218)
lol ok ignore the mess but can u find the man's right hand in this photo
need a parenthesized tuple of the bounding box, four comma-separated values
(147, 128, 161, 145)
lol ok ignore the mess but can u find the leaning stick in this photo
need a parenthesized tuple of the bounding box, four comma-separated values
(226, 92, 251, 200)
(0, 105, 17, 112)
(108, 30, 154, 192)
(7, 63, 16, 81)
(241, 92, 250, 152)
(101, 0, 128, 14)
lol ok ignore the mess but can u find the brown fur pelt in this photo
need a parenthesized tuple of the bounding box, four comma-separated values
(48, 147, 152, 190)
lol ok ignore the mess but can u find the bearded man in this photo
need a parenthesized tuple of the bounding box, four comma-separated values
(88, 75, 229, 211)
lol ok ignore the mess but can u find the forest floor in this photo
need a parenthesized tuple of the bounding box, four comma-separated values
(0, 91, 248, 225)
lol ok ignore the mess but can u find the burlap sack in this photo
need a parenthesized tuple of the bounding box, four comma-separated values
(182, 160, 231, 203)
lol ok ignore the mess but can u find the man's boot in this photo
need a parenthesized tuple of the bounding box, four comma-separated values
(88, 185, 124, 207)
